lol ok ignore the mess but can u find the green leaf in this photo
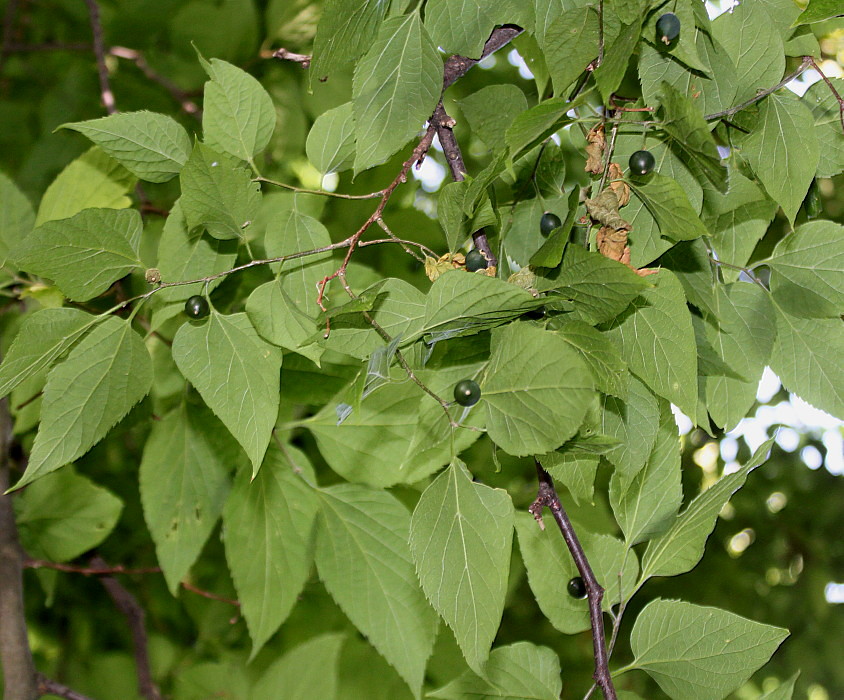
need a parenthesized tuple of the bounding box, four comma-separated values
(483, 324, 594, 456)
(321, 277, 426, 359)
(544, 245, 651, 326)
(155, 200, 239, 302)
(246, 281, 322, 364)
(705, 283, 777, 431)
(759, 672, 800, 700)
(543, 7, 599, 96)
(0, 308, 95, 399)
(712, 2, 785, 105)
(603, 270, 698, 422)
(253, 633, 345, 700)
(311, 0, 389, 80)
(306, 102, 356, 175)
(417, 271, 537, 344)
(15, 468, 122, 562)
(200, 56, 276, 161)
(658, 82, 727, 193)
(609, 401, 682, 545)
(429, 642, 562, 700)
(538, 452, 598, 506)
(457, 85, 528, 153)
(307, 363, 484, 487)
(60, 111, 191, 183)
(702, 170, 778, 282)
(764, 220, 844, 313)
(139, 400, 236, 594)
(628, 172, 709, 241)
(505, 94, 585, 161)
(769, 303, 844, 419)
(316, 484, 437, 696)
(602, 375, 660, 477)
(14, 208, 142, 301)
(424, 0, 495, 58)
(595, 19, 641, 103)
(13, 317, 153, 490)
(804, 77, 844, 178)
(553, 319, 628, 399)
(529, 187, 579, 269)
(224, 444, 318, 658)
(172, 311, 282, 472)
(737, 90, 819, 224)
(641, 438, 774, 581)
(638, 32, 737, 117)
(794, 0, 843, 24)
(337, 636, 415, 700)
(409, 460, 514, 674)
(0, 170, 34, 269)
(658, 238, 717, 317)
(35, 147, 136, 226)
(515, 512, 639, 634)
(629, 599, 789, 700)
(353, 14, 441, 173)
(179, 142, 261, 240)
(438, 181, 469, 252)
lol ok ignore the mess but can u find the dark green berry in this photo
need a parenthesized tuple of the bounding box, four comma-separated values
(628, 150, 656, 176)
(656, 12, 681, 44)
(465, 248, 489, 272)
(540, 211, 562, 237)
(454, 379, 481, 407)
(567, 576, 587, 599)
(184, 295, 210, 319)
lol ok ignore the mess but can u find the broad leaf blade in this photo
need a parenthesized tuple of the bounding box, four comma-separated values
(14, 208, 142, 301)
(0, 308, 95, 399)
(409, 460, 514, 674)
(13, 317, 153, 489)
(224, 444, 318, 658)
(316, 484, 437, 697)
(483, 324, 595, 456)
(60, 111, 191, 182)
(353, 14, 441, 173)
(140, 401, 237, 594)
(630, 599, 789, 700)
(306, 102, 356, 175)
(172, 311, 282, 472)
(641, 438, 774, 580)
(201, 56, 276, 161)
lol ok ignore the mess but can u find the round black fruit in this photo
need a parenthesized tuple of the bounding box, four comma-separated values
(465, 248, 488, 272)
(184, 295, 210, 319)
(629, 150, 656, 176)
(656, 12, 680, 44)
(567, 576, 587, 599)
(540, 211, 562, 237)
(454, 379, 481, 407)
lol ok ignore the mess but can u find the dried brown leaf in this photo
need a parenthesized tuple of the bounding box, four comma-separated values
(607, 163, 629, 207)
(584, 124, 606, 174)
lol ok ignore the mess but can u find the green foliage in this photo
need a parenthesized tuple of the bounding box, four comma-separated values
(1, 2, 842, 698)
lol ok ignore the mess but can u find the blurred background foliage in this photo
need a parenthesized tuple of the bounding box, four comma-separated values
(0, 0, 842, 698)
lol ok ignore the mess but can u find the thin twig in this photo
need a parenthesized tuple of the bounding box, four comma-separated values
(90, 555, 162, 700)
(255, 176, 384, 200)
(37, 674, 97, 700)
(109, 46, 200, 117)
(530, 461, 617, 700)
(270, 47, 311, 68)
(704, 56, 812, 122)
(180, 581, 239, 607)
(806, 55, 844, 133)
(83, 0, 116, 114)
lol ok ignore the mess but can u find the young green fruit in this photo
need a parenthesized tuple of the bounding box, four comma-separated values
(628, 150, 656, 176)
(567, 576, 587, 599)
(454, 379, 481, 407)
(540, 211, 562, 237)
(656, 12, 680, 44)
(184, 295, 210, 319)
(465, 248, 489, 272)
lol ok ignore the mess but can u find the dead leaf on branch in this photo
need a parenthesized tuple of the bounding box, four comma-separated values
(424, 252, 496, 281)
(584, 124, 606, 174)
(585, 188, 631, 232)
(607, 163, 629, 206)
